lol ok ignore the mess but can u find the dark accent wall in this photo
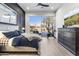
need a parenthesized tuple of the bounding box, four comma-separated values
(5, 3, 25, 31)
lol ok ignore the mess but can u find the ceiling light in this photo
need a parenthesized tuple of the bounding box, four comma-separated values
(51, 7, 54, 9)
(27, 7, 29, 10)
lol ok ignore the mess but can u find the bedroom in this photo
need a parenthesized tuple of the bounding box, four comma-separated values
(0, 3, 79, 56)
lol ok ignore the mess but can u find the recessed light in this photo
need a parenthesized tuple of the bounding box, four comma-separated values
(51, 7, 54, 9)
(27, 7, 29, 10)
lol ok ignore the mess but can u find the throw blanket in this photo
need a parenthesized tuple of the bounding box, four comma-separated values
(11, 35, 40, 49)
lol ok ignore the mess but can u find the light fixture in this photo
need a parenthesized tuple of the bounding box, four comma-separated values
(27, 7, 29, 10)
(51, 7, 54, 9)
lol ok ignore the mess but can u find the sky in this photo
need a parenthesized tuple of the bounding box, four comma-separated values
(29, 16, 47, 26)
(64, 8, 79, 18)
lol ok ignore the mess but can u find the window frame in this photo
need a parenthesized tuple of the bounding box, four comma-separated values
(0, 3, 17, 25)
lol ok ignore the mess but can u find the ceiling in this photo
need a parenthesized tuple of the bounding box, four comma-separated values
(18, 3, 63, 13)
(18, 3, 79, 18)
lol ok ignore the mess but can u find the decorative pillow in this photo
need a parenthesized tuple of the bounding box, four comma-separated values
(3, 30, 21, 39)
(0, 32, 9, 45)
(22, 33, 42, 41)
(8, 37, 14, 47)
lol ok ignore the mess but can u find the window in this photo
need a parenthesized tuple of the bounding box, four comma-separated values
(0, 4, 17, 24)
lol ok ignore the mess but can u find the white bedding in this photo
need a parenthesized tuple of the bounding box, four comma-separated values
(22, 33, 42, 41)
(8, 37, 14, 47)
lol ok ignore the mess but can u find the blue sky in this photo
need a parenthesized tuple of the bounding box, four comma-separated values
(29, 16, 46, 25)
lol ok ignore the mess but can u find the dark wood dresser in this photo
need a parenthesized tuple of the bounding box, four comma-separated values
(58, 28, 79, 56)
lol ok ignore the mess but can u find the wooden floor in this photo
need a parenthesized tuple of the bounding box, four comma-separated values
(0, 37, 74, 56)
(39, 37, 74, 56)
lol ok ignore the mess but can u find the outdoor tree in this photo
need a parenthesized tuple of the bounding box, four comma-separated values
(42, 16, 54, 33)
(64, 14, 79, 26)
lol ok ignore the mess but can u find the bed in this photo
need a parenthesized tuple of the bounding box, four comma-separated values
(0, 31, 41, 55)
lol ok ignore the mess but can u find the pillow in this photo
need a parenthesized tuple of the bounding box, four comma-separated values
(22, 33, 42, 41)
(8, 37, 14, 47)
(3, 30, 21, 39)
(0, 32, 9, 45)
(0, 32, 4, 38)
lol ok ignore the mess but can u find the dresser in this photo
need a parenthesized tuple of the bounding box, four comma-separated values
(58, 28, 79, 56)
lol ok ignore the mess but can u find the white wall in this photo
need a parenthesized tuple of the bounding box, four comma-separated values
(55, 7, 64, 39)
